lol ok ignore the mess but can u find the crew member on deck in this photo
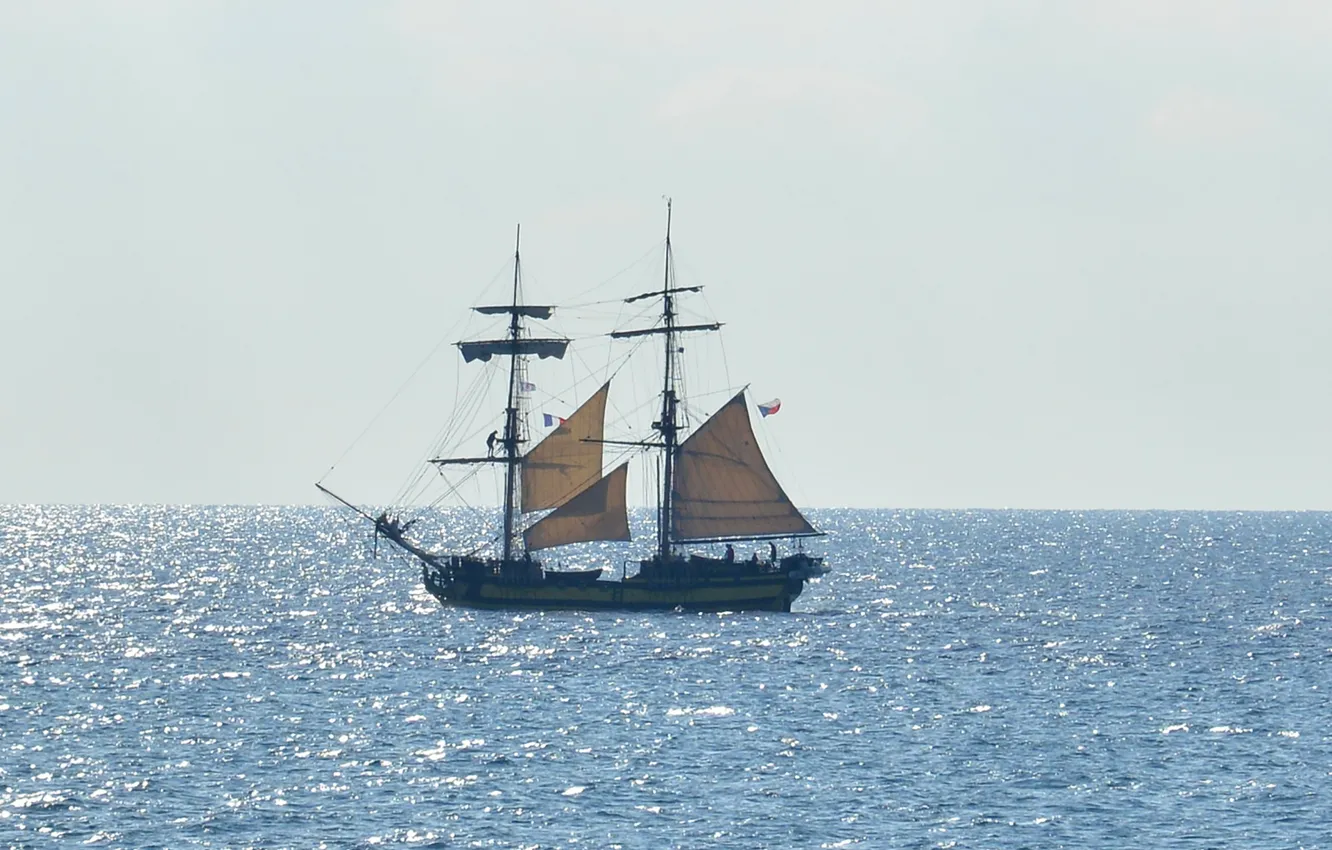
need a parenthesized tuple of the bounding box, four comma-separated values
(769, 542, 777, 563)
(724, 544, 735, 563)
(486, 430, 498, 457)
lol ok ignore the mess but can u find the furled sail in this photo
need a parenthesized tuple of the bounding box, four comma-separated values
(521, 382, 610, 512)
(523, 463, 631, 551)
(473, 305, 554, 319)
(457, 338, 569, 363)
(671, 391, 818, 541)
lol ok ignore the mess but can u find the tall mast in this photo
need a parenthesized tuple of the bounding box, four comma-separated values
(608, 199, 720, 558)
(502, 224, 522, 561)
(429, 227, 570, 560)
(657, 201, 678, 559)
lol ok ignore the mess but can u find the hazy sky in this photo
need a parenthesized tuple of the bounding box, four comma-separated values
(3, 1, 1332, 509)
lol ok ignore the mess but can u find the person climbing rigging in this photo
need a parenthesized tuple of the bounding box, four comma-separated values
(486, 430, 498, 457)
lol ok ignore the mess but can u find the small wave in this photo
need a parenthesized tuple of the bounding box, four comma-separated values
(8, 790, 71, 809)
(666, 705, 735, 719)
(695, 705, 735, 718)
(1208, 726, 1251, 735)
(0, 619, 50, 631)
(1160, 724, 1189, 734)
(82, 830, 121, 845)
(414, 743, 448, 761)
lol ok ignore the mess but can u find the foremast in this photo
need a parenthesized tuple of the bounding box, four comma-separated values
(500, 225, 523, 561)
(430, 225, 571, 561)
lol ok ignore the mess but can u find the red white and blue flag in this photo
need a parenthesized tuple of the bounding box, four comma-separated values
(542, 413, 566, 427)
(757, 398, 781, 418)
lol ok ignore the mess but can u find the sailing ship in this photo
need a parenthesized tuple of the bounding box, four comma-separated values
(319, 202, 828, 612)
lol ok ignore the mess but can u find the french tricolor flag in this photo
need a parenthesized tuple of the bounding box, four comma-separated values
(542, 413, 566, 427)
(757, 398, 781, 417)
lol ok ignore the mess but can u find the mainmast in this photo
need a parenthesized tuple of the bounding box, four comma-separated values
(501, 224, 523, 561)
(657, 201, 678, 559)
(610, 199, 721, 561)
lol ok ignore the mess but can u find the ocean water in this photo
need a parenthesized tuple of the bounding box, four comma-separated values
(1, 507, 1328, 849)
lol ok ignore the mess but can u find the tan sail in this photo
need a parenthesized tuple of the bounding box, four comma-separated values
(524, 463, 631, 551)
(521, 382, 610, 512)
(671, 391, 817, 541)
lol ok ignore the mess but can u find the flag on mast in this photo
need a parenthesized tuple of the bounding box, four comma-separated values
(757, 398, 781, 417)
(542, 413, 566, 427)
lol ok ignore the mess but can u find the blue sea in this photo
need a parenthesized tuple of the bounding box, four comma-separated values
(2, 507, 1328, 848)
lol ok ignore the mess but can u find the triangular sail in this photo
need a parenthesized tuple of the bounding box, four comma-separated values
(670, 391, 818, 541)
(521, 382, 610, 512)
(523, 463, 631, 551)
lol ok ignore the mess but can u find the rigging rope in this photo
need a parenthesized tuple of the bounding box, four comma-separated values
(559, 240, 663, 307)
(317, 334, 452, 485)
(318, 249, 516, 486)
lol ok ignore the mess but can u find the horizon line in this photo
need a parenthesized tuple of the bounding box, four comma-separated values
(5, 503, 1332, 513)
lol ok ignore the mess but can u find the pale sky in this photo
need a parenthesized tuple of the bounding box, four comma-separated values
(3, 1, 1331, 509)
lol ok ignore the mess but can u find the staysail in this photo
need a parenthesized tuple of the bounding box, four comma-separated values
(523, 463, 631, 551)
(521, 382, 610, 512)
(671, 391, 818, 541)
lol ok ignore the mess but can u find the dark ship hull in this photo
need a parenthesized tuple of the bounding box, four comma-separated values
(420, 552, 827, 613)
